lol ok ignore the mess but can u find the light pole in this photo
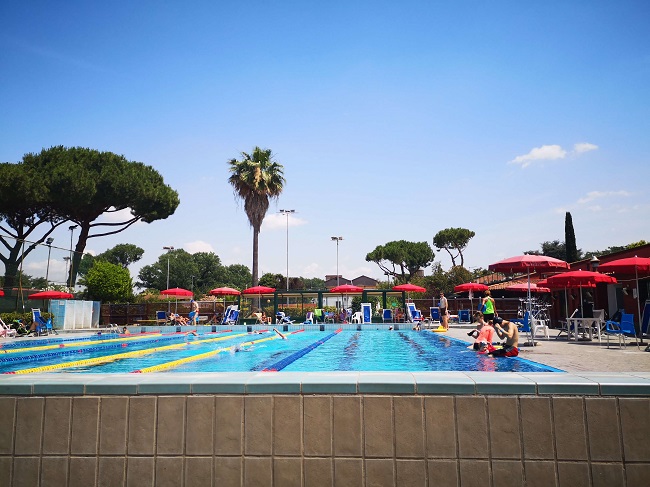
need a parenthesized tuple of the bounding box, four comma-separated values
(279, 210, 295, 291)
(45, 237, 54, 290)
(68, 225, 78, 292)
(331, 236, 343, 286)
(191, 275, 195, 293)
(163, 246, 174, 312)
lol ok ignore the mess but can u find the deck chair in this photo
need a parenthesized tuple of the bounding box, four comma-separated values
(406, 302, 422, 324)
(429, 307, 441, 325)
(156, 311, 168, 325)
(225, 309, 240, 326)
(382, 309, 393, 323)
(458, 309, 471, 324)
(530, 316, 550, 339)
(351, 312, 362, 324)
(314, 309, 324, 323)
(31, 309, 51, 336)
(0, 318, 17, 338)
(275, 311, 294, 324)
(221, 305, 239, 325)
(324, 311, 335, 323)
(517, 311, 535, 346)
(555, 309, 579, 339)
(304, 311, 314, 324)
(253, 312, 266, 325)
(604, 313, 641, 350)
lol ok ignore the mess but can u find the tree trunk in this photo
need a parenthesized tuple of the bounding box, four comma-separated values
(68, 225, 90, 290)
(252, 226, 259, 287)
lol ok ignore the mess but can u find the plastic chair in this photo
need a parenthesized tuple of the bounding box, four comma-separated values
(429, 307, 441, 325)
(31, 309, 50, 336)
(304, 312, 314, 324)
(555, 309, 579, 339)
(516, 311, 535, 346)
(605, 313, 641, 350)
(382, 309, 393, 323)
(351, 312, 362, 324)
(156, 311, 167, 325)
(458, 309, 471, 323)
(530, 316, 550, 339)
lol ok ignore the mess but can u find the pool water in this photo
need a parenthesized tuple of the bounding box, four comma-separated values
(0, 330, 561, 374)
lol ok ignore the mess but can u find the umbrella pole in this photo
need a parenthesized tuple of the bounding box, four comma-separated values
(527, 270, 532, 313)
(635, 266, 644, 344)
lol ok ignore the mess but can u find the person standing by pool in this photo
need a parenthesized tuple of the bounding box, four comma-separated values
(190, 299, 199, 325)
(488, 317, 519, 357)
(439, 292, 449, 330)
(481, 290, 496, 322)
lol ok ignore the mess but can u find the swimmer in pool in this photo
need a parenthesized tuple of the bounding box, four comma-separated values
(273, 328, 287, 339)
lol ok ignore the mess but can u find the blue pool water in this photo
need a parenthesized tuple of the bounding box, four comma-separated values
(0, 330, 562, 373)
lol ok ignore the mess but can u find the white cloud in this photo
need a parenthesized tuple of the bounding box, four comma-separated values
(184, 240, 215, 253)
(262, 213, 307, 230)
(510, 145, 567, 168)
(510, 142, 598, 168)
(577, 190, 630, 204)
(573, 142, 598, 153)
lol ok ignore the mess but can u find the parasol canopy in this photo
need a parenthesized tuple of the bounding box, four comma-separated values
(454, 282, 489, 293)
(329, 284, 364, 293)
(28, 290, 74, 300)
(0, 289, 4, 297)
(599, 256, 650, 331)
(161, 287, 193, 297)
(544, 270, 617, 288)
(242, 286, 276, 295)
(392, 283, 426, 293)
(209, 287, 241, 296)
(488, 255, 570, 274)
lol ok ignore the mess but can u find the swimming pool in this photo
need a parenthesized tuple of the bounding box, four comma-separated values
(0, 329, 562, 374)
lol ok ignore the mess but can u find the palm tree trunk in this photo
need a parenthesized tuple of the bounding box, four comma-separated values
(252, 226, 259, 287)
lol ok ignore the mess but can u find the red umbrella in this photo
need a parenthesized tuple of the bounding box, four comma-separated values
(599, 256, 650, 327)
(490, 255, 569, 312)
(242, 286, 276, 295)
(329, 284, 364, 293)
(0, 289, 4, 297)
(209, 287, 241, 296)
(506, 283, 551, 293)
(454, 282, 489, 293)
(546, 270, 617, 317)
(161, 287, 193, 297)
(392, 283, 426, 293)
(488, 255, 570, 274)
(28, 290, 74, 300)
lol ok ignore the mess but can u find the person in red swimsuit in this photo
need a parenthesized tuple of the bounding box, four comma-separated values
(488, 317, 519, 357)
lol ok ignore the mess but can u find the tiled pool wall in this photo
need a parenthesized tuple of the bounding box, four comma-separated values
(1, 372, 649, 486)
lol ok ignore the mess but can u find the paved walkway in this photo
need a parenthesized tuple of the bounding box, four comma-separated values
(443, 325, 650, 373)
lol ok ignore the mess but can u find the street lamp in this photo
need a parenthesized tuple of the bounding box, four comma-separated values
(45, 237, 54, 290)
(279, 209, 295, 291)
(68, 225, 78, 292)
(331, 236, 343, 286)
(163, 246, 174, 312)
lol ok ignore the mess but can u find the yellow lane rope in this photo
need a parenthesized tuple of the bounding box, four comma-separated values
(0, 333, 163, 354)
(135, 334, 281, 373)
(6, 332, 250, 374)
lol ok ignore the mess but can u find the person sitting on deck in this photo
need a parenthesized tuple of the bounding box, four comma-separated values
(488, 317, 519, 357)
(470, 312, 495, 351)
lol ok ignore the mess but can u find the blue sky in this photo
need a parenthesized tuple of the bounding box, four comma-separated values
(2, 1, 649, 287)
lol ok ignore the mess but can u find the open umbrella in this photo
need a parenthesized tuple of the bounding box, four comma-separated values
(489, 255, 569, 312)
(0, 289, 4, 297)
(28, 290, 74, 300)
(242, 286, 276, 295)
(161, 287, 193, 313)
(545, 270, 616, 317)
(392, 283, 426, 293)
(599, 256, 650, 332)
(329, 284, 363, 293)
(209, 287, 241, 315)
(454, 282, 489, 311)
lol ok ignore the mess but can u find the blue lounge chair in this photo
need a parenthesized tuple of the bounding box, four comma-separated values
(515, 311, 534, 347)
(382, 309, 393, 323)
(406, 302, 422, 324)
(221, 305, 239, 326)
(429, 307, 441, 325)
(31, 309, 54, 336)
(604, 312, 641, 350)
(156, 310, 167, 325)
(458, 309, 471, 323)
(275, 311, 294, 324)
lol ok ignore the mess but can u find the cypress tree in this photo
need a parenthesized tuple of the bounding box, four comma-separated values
(565, 212, 578, 263)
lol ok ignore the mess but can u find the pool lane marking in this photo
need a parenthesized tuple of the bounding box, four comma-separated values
(133, 334, 282, 373)
(0, 333, 167, 354)
(262, 328, 342, 372)
(133, 329, 305, 373)
(4, 332, 250, 374)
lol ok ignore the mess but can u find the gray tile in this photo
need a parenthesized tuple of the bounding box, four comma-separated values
(576, 373, 650, 396)
(518, 373, 600, 395)
(412, 372, 476, 394)
(358, 372, 416, 393)
(465, 372, 537, 394)
(190, 373, 249, 393)
(301, 372, 359, 394)
(246, 372, 303, 393)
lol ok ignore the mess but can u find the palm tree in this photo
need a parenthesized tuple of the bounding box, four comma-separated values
(228, 147, 285, 286)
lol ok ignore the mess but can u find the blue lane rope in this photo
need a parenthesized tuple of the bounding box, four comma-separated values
(262, 329, 342, 372)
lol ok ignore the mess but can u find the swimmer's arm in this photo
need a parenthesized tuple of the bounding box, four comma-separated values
(495, 323, 513, 339)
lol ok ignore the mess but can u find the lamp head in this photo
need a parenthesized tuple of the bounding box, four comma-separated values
(46, 237, 54, 245)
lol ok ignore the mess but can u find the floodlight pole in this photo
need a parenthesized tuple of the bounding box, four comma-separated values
(331, 236, 343, 286)
(45, 237, 54, 290)
(163, 246, 174, 312)
(68, 225, 78, 292)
